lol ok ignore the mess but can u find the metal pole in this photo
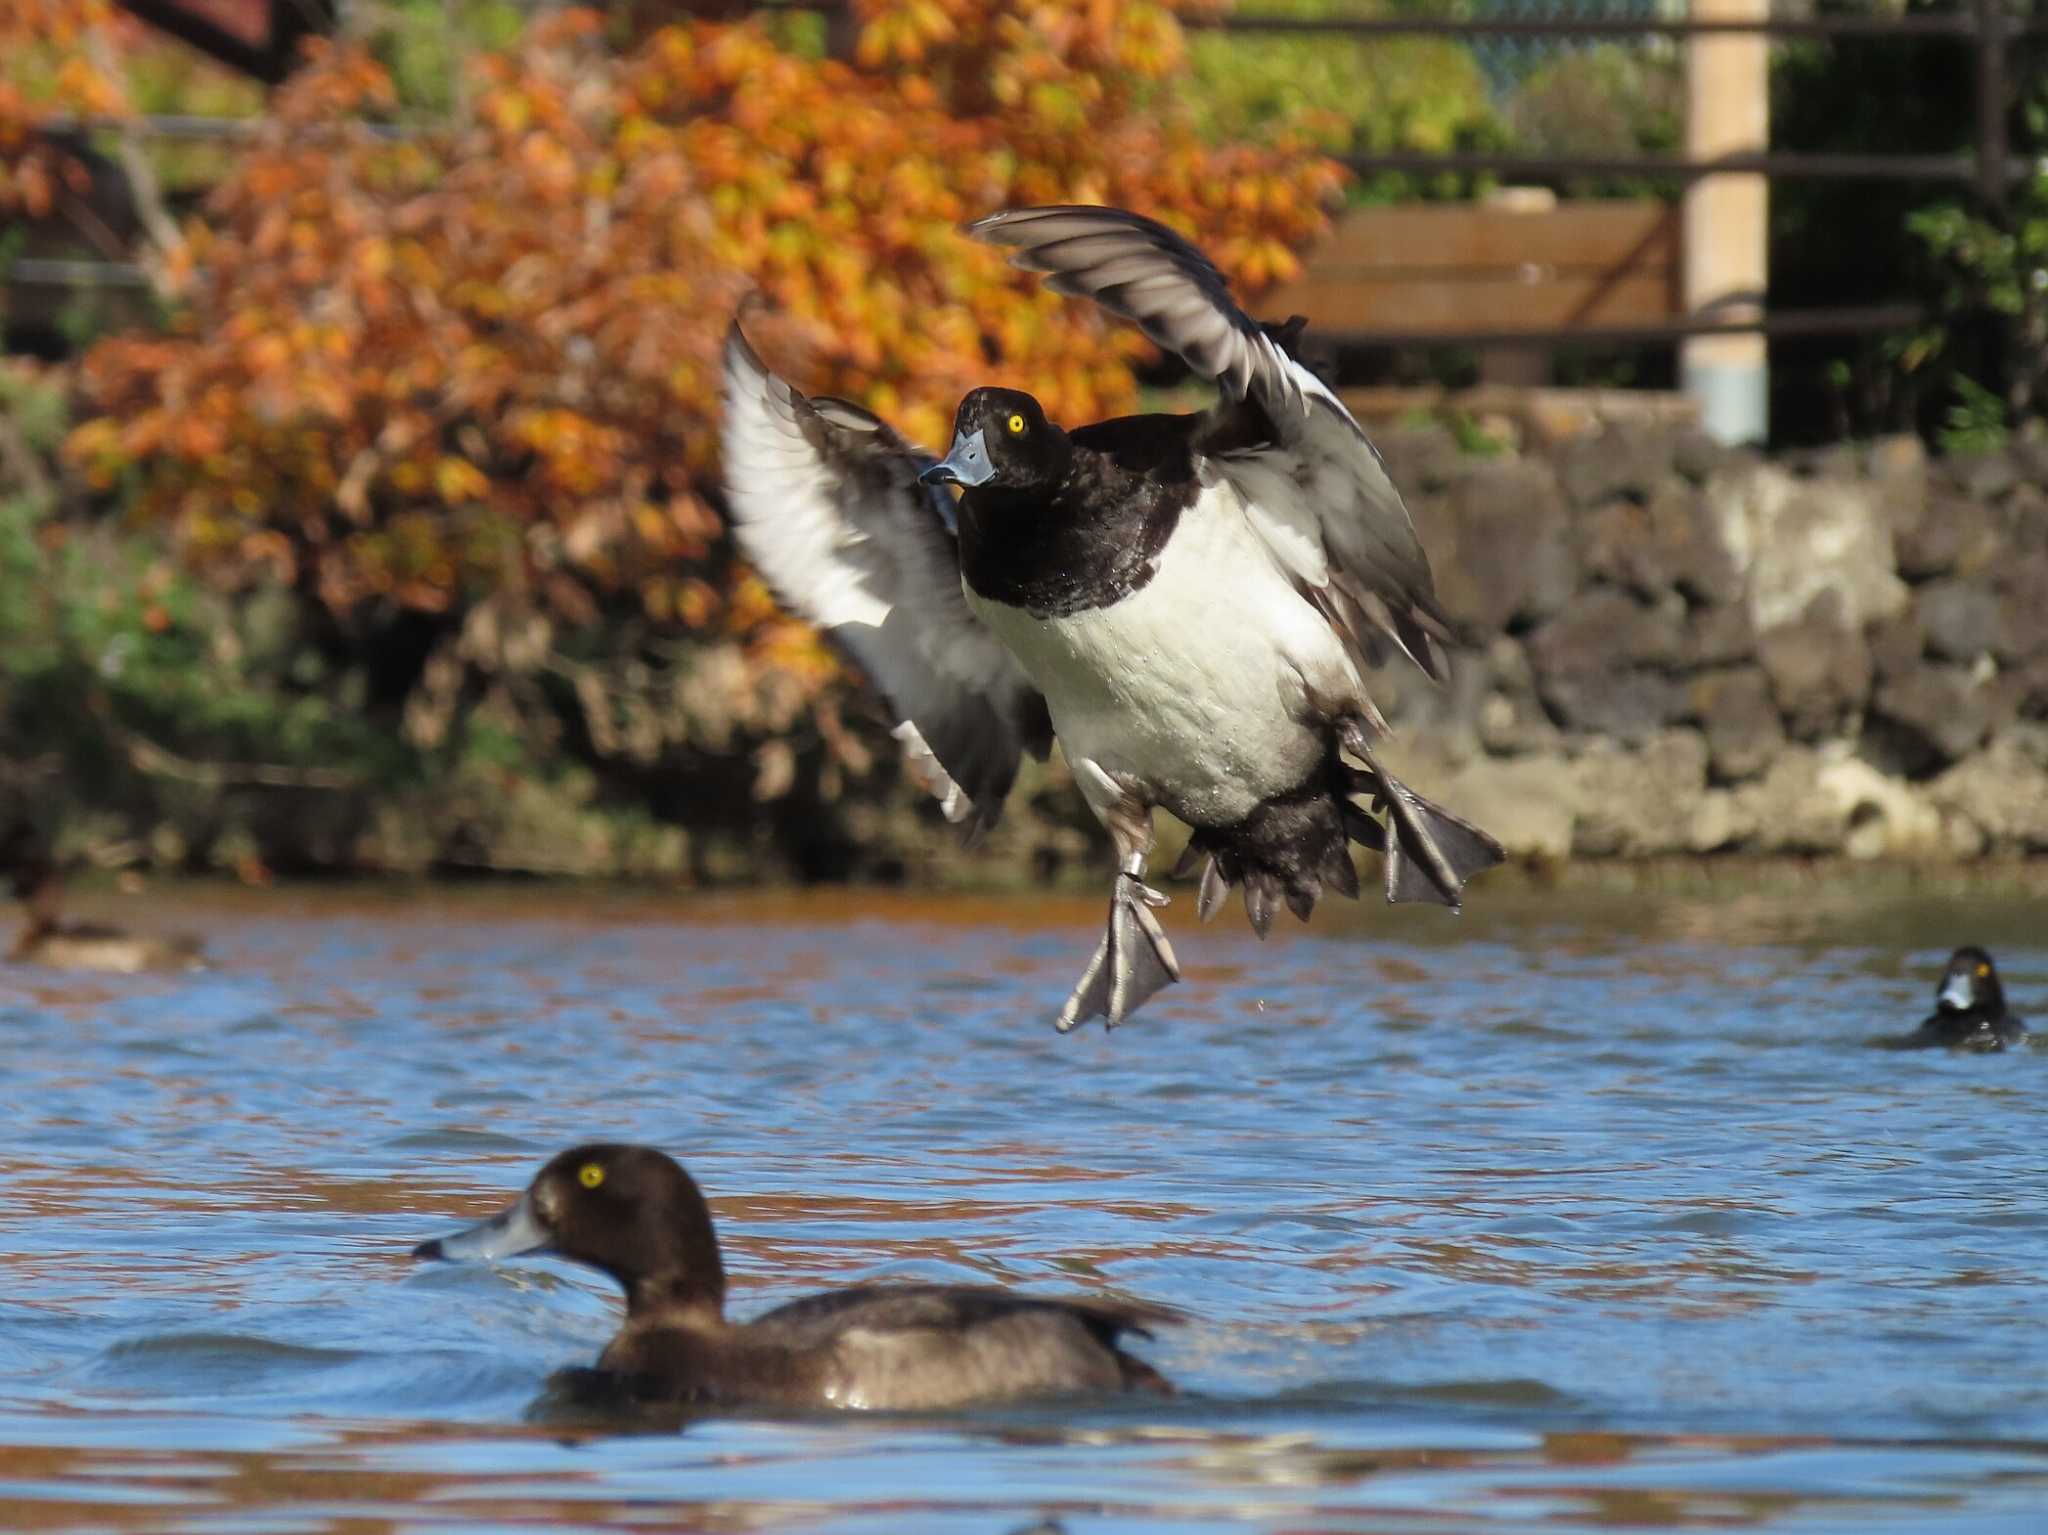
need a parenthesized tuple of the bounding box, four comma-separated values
(1974, 0, 2010, 213)
(1682, 0, 1772, 445)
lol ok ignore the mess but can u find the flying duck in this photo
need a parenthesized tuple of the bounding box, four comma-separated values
(721, 205, 1502, 1030)
(1886, 946, 2027, 1051)
(413, 1143, 1178, 1409)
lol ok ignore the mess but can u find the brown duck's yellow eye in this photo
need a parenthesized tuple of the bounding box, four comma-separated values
(578, 1163, 605, 1189)
(1977, 963, 1990, 977)
(1007, 413, 1025, 435)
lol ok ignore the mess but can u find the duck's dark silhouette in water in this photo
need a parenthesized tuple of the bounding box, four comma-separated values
(1881, 946, 2026, 1052)
(5, 858, 205, 974)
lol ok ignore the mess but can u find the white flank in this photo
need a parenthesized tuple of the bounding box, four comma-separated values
(967, 479, 1362, 827)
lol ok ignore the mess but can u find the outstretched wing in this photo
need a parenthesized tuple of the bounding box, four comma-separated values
(968, 204, 1450, 683)
(721, 320, 1050, 834)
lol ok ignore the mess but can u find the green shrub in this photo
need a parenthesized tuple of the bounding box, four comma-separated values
(1180, 0, 1509, 202)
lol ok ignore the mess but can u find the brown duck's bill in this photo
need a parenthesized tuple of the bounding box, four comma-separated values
(412, 1191, 550, 1263)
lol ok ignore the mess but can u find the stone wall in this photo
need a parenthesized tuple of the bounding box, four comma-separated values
(1366, 425, 2048, 862)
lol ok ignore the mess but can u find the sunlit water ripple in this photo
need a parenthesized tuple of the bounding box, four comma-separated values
(1, 879, 2045, 1533)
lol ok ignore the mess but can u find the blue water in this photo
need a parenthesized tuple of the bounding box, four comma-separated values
(1, 879, 2045, 1532)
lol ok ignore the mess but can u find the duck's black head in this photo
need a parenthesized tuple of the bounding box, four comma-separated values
(921, 388, 1071, 494)
(413, 1144, 727, 1314)
(1934, 946, 2005, 1016)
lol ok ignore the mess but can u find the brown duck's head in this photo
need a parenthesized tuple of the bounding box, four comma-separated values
(0, 829, 62, 928)
(412, 1144, 728, 1317)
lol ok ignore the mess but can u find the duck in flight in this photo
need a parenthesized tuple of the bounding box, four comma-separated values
(721, 205, 1502, 1030)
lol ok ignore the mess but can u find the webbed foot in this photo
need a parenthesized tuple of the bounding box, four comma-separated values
(1339, 723, 1505, 909)
(1055, 873, 1182, 1032)
(1378, 776, 1505, 907)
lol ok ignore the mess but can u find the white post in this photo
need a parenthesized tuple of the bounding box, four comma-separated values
(1682, 0, 1770, 444)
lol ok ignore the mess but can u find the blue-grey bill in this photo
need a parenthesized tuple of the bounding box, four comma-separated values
(412, 1192, 550, 1263)
(919, 428, 993, 488)
(1938, 971, 1976, 1010)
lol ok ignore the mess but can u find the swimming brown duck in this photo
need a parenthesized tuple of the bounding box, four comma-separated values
(413, 1144, 1180, 1410)
(7, 859, 205, 974)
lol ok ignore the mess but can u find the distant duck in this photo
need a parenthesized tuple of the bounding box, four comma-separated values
(6, 859, 205, 974)
(722, 205, 1502, 1031)
(1890, 946, 2026, 1052)
(413, 1144, 1178, 1410)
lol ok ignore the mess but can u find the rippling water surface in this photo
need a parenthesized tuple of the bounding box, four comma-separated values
(2, 877, 2046, 1533)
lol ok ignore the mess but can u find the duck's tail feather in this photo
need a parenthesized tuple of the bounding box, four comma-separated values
(1178, 740, 1502, 931)
(1115, 1351, 1176, 1395)
(1176, 761, 1367, 938)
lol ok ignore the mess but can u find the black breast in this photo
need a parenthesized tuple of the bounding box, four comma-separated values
(957, 414, 1199, 617)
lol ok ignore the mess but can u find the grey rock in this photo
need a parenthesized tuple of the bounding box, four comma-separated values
(1528, 586, 1685, 671)
(1418, 460, 1576, 632)
(1473, 638, 1565, 756)
(1581, 482, 1742, 606)
(1916, 579, 2002, 662)
(1681, 602, 1757, 668)
(1374, 653, 1467, 735)
(1866, 434, 1928, 478)
(1864, 434, 1929, 537)
(1706, 744, 1940, 857)
(1929, 733, 2048, 849)
(1897, 493, 2004, 580)
(1868, 665, 1997, 774)
(1671, 427, 1733, 485)
(1791, 443, 1862, 480)
(1865, 612, 1925, 679)
(1756, 592, 1872, 741)
(1376, 424, 1463, 496)
(1375, 732, 1573, 857)
(1579, 498, 1662, 597)
(2009, 657, 2048, 719)
(1526, 588, 1688, 742)
(1704, 462, 1906, 632)
(1411, 748, 1579, 861)
(1689, 666, 1784, 782)
(2001, 483, 2048, 550)
(1944, 449, 2018, 503)
(2008, 720, 2048, 769)
(1569, 731, 1709, 856)
(1476, 691, 1564, 756)
(1537, 668, 1690, 745)
(1723, 748, 1846, 854)
(1557, 426, 1675, 507)
(2012, 431, 2048, 491)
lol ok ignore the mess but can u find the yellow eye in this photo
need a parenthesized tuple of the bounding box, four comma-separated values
(578, 1163, 605, 1189)
(1007, 413, 1025, 435)
(1976, 963, 1990, 978)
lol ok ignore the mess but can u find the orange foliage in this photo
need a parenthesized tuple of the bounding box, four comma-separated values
(69, 4, 1342, 686)
(0, 0, 129, 217)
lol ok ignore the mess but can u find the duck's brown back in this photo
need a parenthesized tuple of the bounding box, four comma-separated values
(598, 1283, 1179, 1411)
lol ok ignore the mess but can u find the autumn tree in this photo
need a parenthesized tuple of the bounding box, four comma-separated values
(53, 2, 1340, 854)
(2, 1, 130, 220)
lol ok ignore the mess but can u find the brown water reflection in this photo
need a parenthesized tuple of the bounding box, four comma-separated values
(5, 1422, 2042, 1535)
